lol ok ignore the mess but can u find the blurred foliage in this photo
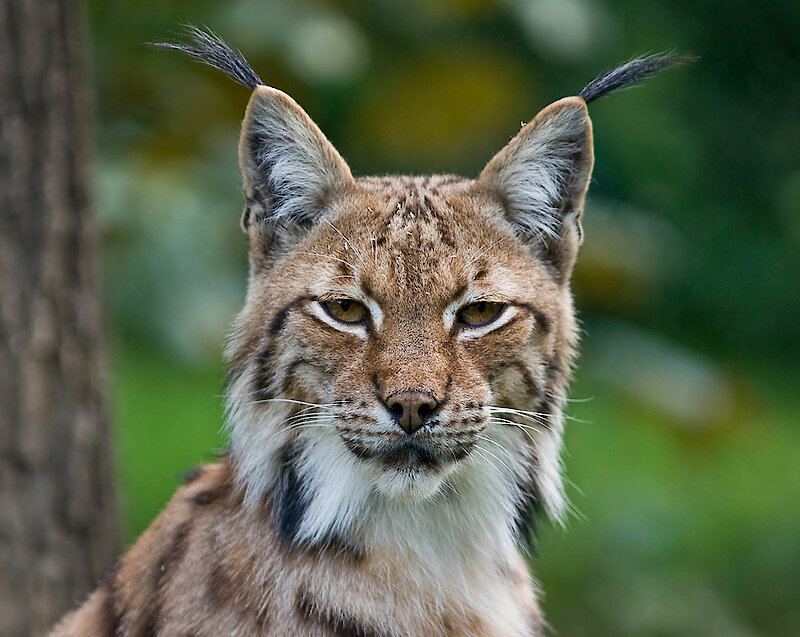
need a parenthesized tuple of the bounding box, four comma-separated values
(84, 0, 799, 635)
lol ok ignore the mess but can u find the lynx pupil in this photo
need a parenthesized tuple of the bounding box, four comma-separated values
(323, 299, 367, 324)
(459, 301, 504, 327)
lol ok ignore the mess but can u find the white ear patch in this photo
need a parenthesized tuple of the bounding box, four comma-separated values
(239, 86, 354, 225)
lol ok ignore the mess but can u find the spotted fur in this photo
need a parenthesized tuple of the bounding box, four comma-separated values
(49, 31, 685, 636)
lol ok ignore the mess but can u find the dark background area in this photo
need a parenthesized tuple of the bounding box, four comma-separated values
(83, 1, 799, 635)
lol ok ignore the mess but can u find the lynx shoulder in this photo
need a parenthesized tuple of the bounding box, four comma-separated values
(50, 28, 687, 636)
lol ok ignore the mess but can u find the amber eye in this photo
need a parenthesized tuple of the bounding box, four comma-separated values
(321, 299, 368, 324)
(458, 302, 505, 327)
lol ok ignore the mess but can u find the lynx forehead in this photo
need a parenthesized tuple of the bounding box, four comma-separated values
(50, 28, 687, 637)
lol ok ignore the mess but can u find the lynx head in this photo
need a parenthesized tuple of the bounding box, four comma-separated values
(159, 29, 686, 554)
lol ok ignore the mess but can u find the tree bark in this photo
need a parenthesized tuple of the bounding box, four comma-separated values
(0, 1, 118, 635)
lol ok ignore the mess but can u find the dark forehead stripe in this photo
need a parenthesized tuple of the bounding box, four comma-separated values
(345, 174, 474, 200)
(448, 284, 469, 304)
(396, 191, 457, 249)
(399, 190, 432, 222)
(359, 179, 466, 258)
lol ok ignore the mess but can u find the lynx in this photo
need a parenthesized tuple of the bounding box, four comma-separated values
(50, 29, 685, 636)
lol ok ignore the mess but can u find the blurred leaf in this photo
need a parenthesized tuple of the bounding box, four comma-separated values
(347, 48, 532, 173)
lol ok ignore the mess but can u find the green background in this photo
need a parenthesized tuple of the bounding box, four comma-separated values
(85, 1, 799, 635)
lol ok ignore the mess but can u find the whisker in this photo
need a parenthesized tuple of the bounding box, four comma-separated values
(489, 405, 590, 425)
(488, 417, 543, 434)
(475, 441, 514, 475)
(220, 387, 275, 399)
(476, 433, 514, 458)
(286, 423, 333, 431)
(283, 416, 334, 426)
(486, 411, 551, 426)
(443, 480, 461, 498)
(282, 406, 338, 423)
(463, 235, 508, 270)
(321, 218, 365, 265)
(247, 398, 337, 409)
(295, 251, 358, 271)
(559, 479, 586, 522)
(472, 447, 503, 476)
(487, 419, 539, 446)
(282, 410, 336, 421)
(486, 406, 554, 419)
(471, 447, 495, 469)
(224, 388, 337, 404)
(564, 475, 585, 499)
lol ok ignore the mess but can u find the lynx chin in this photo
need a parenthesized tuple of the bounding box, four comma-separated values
(50, 28, 688, 637)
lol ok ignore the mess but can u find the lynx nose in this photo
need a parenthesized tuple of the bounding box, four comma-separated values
(386, 390, 439, 435)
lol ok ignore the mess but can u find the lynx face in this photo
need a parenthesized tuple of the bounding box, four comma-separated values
(224, 85, 592, 547)
(236, 176, 568, 502)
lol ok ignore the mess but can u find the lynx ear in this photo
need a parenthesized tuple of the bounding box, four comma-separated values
(478, 96, 593, 278)
(238, 86, 354, 235)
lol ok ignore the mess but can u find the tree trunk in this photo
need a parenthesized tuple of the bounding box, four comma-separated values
(0, 1, 118, 635)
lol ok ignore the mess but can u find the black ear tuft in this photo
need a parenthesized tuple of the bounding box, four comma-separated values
(579, 53, 695, 104)
(151, 25, 263, 90)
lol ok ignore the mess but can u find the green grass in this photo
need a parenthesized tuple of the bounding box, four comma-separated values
(536, 371, 800, 636)
(111, 339, 800, 635)
(111, 338, 226, 543)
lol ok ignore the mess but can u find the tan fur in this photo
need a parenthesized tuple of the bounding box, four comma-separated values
(51, 463, 543, 636)
(50, 85, 594, 636)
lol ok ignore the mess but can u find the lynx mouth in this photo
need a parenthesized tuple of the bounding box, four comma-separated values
(375, 439, 444, 470)
(339, 429, 456, 468)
